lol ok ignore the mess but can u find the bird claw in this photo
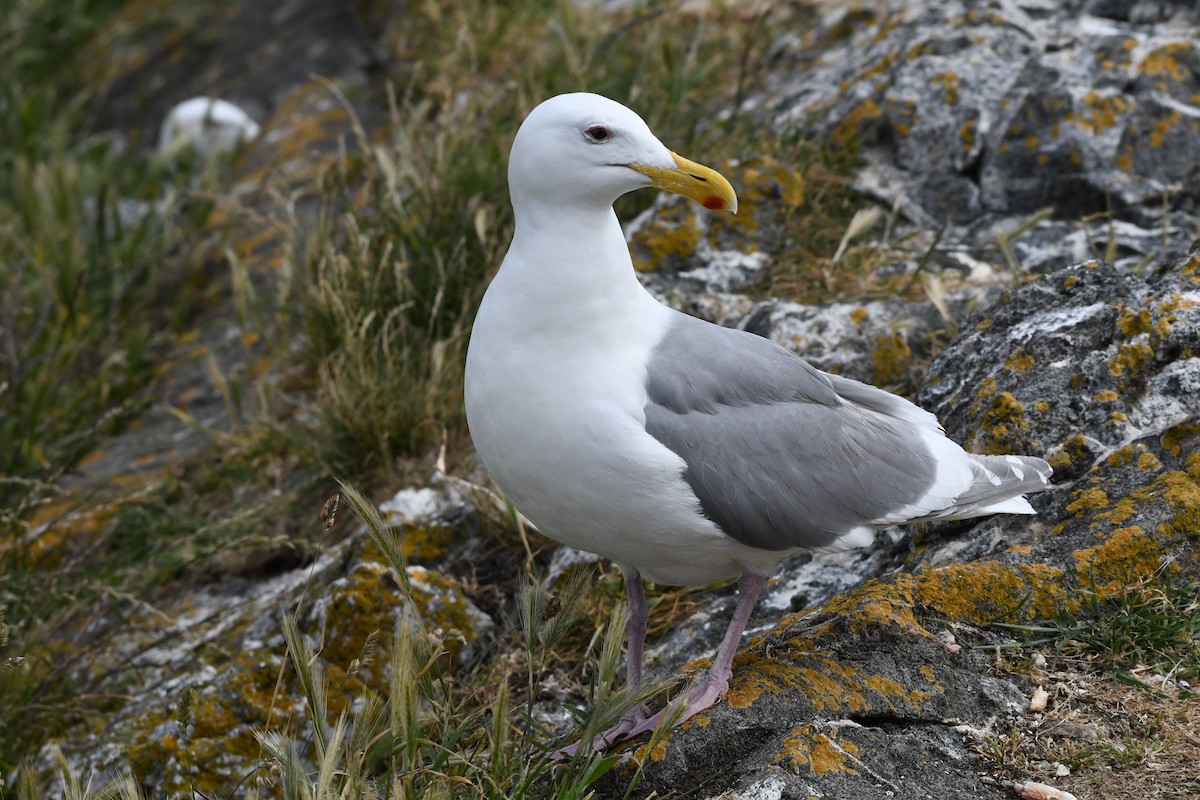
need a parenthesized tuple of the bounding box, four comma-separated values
(549, 704, 654, 759)
(551, 679, 729, 758)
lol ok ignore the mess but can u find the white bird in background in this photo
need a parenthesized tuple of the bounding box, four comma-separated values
(465, 93, 1051, 754)
(158, 96, 260, 158)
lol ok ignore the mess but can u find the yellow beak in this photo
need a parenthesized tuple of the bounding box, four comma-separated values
(628, 152, 738, 214)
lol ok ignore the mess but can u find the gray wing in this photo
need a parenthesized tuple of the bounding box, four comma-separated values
(642, 314, 939, 551)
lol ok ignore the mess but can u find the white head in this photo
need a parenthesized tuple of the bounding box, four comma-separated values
(507, 93, 737, 219)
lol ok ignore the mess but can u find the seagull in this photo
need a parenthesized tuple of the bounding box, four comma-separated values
(464, 93, 1052, 754)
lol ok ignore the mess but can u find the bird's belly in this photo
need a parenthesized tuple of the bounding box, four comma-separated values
(466, 362, 776, 585)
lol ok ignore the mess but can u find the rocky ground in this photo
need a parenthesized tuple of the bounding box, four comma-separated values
(3, 0, 1198, 798)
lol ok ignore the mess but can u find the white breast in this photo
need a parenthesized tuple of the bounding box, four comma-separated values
(465, 234, 789, 585)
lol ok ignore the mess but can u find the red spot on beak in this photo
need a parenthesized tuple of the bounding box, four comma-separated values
(702, 195, 725, 210)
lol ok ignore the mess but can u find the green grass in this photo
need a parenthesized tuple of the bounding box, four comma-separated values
(993, 574, 1199, 696)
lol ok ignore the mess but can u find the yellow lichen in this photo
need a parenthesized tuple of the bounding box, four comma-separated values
(775, 724, 861, 776)
(1162, 421, 1200, 457)
(932, 72, 961, 105)
(1106, 445, 1135, 467)
(1006, 348, 1034, 371)
(1138, 43, 1190, 81)
(960, 119, 977, 150)
(911, 562, 1073, 624)
(1138, 451, 1164, 472)
(1074, 526, 1161, 597)
(833, 99, 883, 148)
(973, 390, 1034, 454)
(1068, 486, 1110, 514)
(872, 332, 911, 387)
(1107, 341, 1154, 381)
(1095, 390, 1119, 403)
(1076, 91, 1128, 134)
(1117, 306, 1152, 337)
(1149, 109, 1181, 148)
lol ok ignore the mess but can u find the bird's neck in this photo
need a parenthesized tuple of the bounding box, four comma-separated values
(504, 204, 655, 319)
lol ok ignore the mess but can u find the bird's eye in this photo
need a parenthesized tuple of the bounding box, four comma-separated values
(584, 125, 613, 143)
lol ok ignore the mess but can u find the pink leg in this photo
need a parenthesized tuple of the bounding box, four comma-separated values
(623, 566, 648, 691)
(551, 566, 652, 758)
(622, 571, 766, 739)
(553, 571, 767, 757)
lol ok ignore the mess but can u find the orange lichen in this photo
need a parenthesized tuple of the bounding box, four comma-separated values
(911, 562, 1073, 624)
(1076, 91, 1128, 135)
(1162, 421, 1200, 457)
(1149, 110, 1182, 148)
(1138, 43, 1190, 82)
(1106, 445, 1135, 467)
(1067, 486, 1110, 514)
(1138, 451, 1164, 472)
(727, 655, 867, 713)
(776, 724, 862, 775)
(1074, 526, 1162, 597)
